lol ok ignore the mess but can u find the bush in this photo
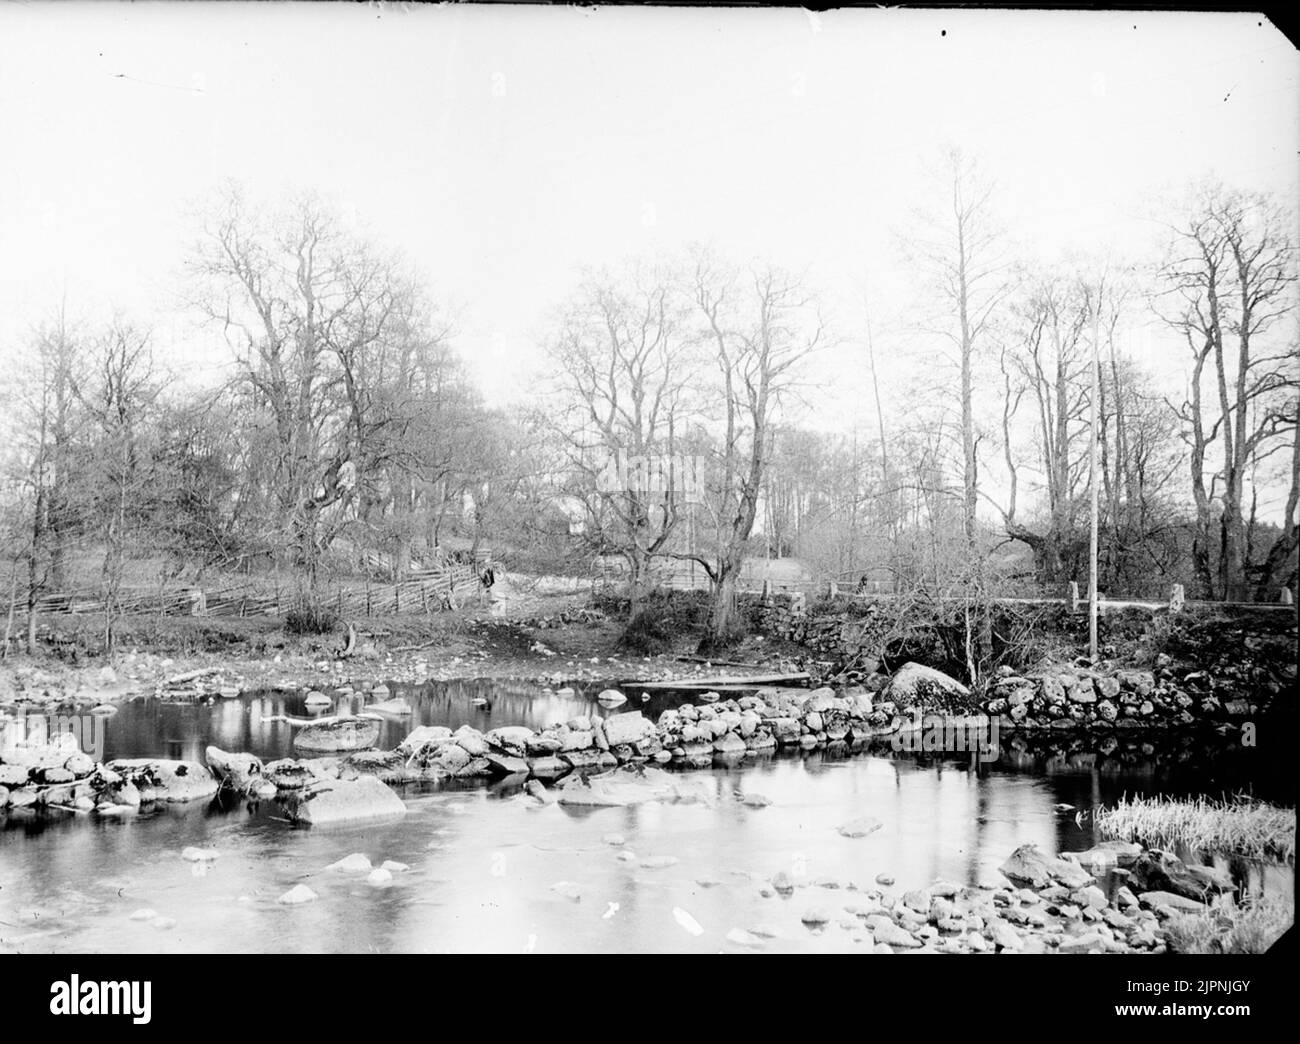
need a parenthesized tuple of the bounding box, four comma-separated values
(283, 602, 340, 636)
(696, 613, 749, 655)
(618, 589, 709, 654)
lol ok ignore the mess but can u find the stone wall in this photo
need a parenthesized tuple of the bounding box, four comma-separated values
(744, 591, 1296, 728)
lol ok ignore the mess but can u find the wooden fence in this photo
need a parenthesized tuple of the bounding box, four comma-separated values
(14, 564, 486, 621)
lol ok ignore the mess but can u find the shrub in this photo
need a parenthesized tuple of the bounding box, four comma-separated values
(284, 602, 340, 636)
(618, 589, 709, 654)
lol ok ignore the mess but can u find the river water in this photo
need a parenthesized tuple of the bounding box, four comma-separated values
(0, 679, 1291, 953)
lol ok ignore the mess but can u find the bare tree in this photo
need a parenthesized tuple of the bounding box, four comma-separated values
(546, 260, 698, 611)
(1156, 182, 1298, 600)
(686, 255, 822, 646)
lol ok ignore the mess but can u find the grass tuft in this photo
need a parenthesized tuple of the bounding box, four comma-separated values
(1096, 794, 1295, 862)
(1164, 894, 1294, 954)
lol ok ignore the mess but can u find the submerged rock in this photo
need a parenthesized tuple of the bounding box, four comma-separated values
(838, 816, 884, 839)
(290, 776, 406, 826)
(278, 885, 318, 905)
(326, 853, 373, 873)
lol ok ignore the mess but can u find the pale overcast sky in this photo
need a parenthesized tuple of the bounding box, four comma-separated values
(1, 4, 1296, 476)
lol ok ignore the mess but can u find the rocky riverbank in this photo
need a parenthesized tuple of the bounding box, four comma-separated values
(0, 654, 1270, 823)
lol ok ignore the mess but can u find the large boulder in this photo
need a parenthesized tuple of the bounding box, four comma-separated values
(601, 711, 655, 747)
(105, 759, 218, 803)
(1129, 850, 1235, 900)
(205, 746, 264, 791)
(884, 663, 973, 713)
(292, 717, 380, 753)
(290, 776, 406, 825)
(999, 844, 1094, 890)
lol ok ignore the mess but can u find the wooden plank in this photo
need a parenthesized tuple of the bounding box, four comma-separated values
(631, 672, 810, 691)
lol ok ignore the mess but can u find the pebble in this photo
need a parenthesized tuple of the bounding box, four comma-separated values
(640, 855, 679, 869)
(181, 846, 219, 862)
(129, 908, 159, 921)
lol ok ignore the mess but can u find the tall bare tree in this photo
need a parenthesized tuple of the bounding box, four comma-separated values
(1157, 182, 1298, 600)
(686, 255, 822, 646)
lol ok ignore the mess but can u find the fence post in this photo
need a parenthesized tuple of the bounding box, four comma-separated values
(761, 579, 772, 604)
(1169, 584, 1185, 613)
(827, 580, 839, 599)
(1282, 586, 1294, 606)
(1068, 581, 1080, 612)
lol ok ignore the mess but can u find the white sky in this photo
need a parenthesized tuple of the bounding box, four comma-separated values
(1, 4, 1296, 509)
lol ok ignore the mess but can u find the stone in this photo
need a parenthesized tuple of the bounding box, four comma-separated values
(1070, 840, 1142, 870)
(292, 776, 407, 825)
(486, 726, 535, 758)
(485, 753, 529, 777)
(105, 759, 218, 803)
(327, 853, 373, 872)
(453, 726, 489, 757)
(524, 779, 556, 805)
(999, 844, 1093, 890)
(366, 867, 394, 887)
(989, 920, 1022, 950)
(278, 885, 318, 904)
(1139, 890, 1208, 914)
(884, 663, 971, 711)
(640, 855, 679, 869)
(551, 881, 582, 901)
(555, 767, 674, 806)
(181, 846, 219, 862)
(725, 928, 766, 947)
(801, 907, 831, 926)
(596, 689, 627, 707)
(205, 746, 264, 791)
(602, 711, 655, 747)
(397, 726, 452, 755)
(0, 764, 30, 787)
(838, 816, 884, 839)
(871, 919, 922, 948)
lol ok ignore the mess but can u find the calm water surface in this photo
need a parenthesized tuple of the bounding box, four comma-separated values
(0, 679, 1290, 953)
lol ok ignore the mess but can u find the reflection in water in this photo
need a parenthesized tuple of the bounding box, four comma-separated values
(0, 680, 1291, 953)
